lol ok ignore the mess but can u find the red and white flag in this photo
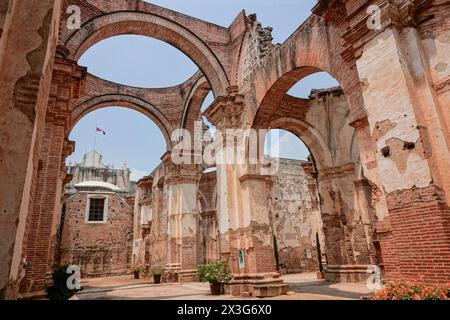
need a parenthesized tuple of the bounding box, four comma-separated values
(96, 127, 106, 135)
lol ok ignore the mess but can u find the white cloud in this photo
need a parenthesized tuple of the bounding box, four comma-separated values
(130, 168, 149, 182)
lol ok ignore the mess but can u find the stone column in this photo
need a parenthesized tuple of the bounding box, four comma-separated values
(151, 180, 167, 265)
(350, 1, 450, 283)
(162, 152, 201, 281)
(204, 89, 287, 297)
(0, 0, 62, 300)
(22, 49, 86, 296)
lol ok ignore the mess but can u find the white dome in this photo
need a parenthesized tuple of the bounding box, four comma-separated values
(74, 181, 121, 191)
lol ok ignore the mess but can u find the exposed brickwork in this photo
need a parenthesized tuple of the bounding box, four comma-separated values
(60, 192, 133, 277)
(382, 186, 450, 282)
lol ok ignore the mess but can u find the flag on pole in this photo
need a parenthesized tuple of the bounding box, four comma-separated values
(96, 127, 106, 135)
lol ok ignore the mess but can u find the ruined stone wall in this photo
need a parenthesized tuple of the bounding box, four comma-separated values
(60, 192, 133, 278)
(305, 88, 376, 270)
(133, 160, 326, 275)
(0, 0, 63, 298)
(132, 168, 168, 268)
(269, 159, 323, 273)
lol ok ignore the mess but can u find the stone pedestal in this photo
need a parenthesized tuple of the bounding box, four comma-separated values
(225, 273, 288, 298)
(325, 265, 371, 283)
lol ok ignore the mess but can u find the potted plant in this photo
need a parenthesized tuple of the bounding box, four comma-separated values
(150, 265, 165, 284)
(130, 264, 146, 279)
(45, 264, 82, 300)
(196, 260, 232, 295)
(316, 232, 325, 279)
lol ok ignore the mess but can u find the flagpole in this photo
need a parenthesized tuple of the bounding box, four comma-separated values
(93, 125, 97, 152)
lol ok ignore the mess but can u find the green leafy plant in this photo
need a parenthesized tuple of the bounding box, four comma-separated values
(316, 232, 323, 273)
(150, 264, 166, 276)
(129, 263, 148, 274)
(196, 260, 232, 284)
(45, 265, 82, 300)
(372, 280, 450, 300)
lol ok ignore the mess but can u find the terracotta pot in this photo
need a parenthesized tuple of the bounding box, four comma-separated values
(210, 281, 222, 295)
(153, 274, 162, 284)
(133, 271, 140, 279)
(317, 271, 325, 280)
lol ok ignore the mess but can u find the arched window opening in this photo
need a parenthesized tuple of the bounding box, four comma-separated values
(67, 107, 166, 184)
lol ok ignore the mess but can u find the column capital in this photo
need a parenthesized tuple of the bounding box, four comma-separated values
(319, 163, 356, 181)
(164, 162, 201, 186)
(239, 173, 274, 188)
(203, 88, 246, 131)
(349, 115, 369, 131)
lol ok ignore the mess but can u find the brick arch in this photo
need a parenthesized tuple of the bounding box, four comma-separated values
(268, 117, 332, 170)
(64, 10, 229, 96)
(181, 75, 211, 133)
(70, 94, 174, 150)
(250, 16, 364, 128)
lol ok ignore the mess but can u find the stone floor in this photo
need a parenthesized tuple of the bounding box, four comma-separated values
(73, 273, 375, 300)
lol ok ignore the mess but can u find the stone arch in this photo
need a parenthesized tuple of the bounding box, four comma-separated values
(267, 117, 332, 170)
(70, 94, 174, 150)
(65, 11, 229, 96)
(181, 75, 211, 134)
(250, 16, 365, 127)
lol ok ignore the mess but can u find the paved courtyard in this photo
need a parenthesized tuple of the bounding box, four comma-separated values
(73, 273, 374, 300)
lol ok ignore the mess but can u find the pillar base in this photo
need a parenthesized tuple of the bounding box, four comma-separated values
(325, 265, 371, 283)
(178, 269, 197, 282)
(164, 264, 197, 283)
(224, 273, 288, 298)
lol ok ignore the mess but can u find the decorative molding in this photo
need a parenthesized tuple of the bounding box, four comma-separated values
(349, 115, 369, 130)
(319, 163, 356, 180)
(203, 91, 246, 130)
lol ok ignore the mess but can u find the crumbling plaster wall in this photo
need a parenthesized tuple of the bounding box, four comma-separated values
(269, 159, 323, 273)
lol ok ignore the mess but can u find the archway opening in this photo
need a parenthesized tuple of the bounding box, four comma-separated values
(255, 69, 379, 284)
(78, 35, 198, 88)
(60, 106, 167, 278)
(67, 106, 166, 181)
(288, 72, 339, 99)
(263, 129, 325, 275)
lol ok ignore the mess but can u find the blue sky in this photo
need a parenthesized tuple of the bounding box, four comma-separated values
(67, 0, 338, 180)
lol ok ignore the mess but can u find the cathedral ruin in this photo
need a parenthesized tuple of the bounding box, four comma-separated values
(1, 0, 450, 299)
